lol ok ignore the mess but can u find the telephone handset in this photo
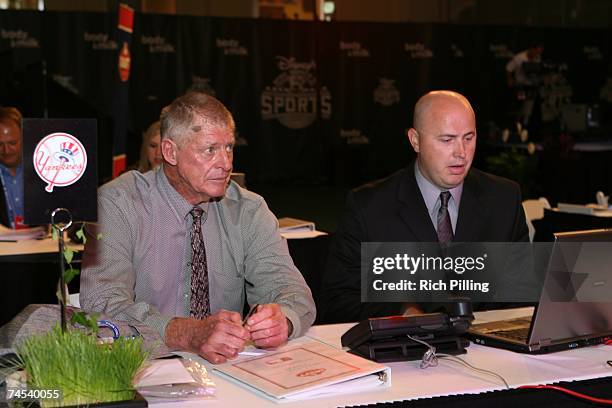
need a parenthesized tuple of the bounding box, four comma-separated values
(341, 302, 474, 362)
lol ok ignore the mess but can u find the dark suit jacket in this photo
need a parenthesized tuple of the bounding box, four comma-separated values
(0, 177, 10, 227)
(321, 162, 529, 323)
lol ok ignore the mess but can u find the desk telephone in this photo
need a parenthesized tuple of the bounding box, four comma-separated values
(341, 302, 474, 362)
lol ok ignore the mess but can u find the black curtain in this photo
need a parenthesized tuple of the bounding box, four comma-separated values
(1, 10, 610, 186)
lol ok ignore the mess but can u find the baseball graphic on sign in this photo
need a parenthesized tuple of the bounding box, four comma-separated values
(33, 132, 88, 192)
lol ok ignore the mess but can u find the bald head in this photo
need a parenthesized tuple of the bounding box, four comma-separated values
(413, 91, 475, 133)
(407, 90, 477, 190)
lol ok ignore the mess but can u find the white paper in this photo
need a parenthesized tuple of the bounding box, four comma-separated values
(281, 230, 328, 239)
(0, 225, 47, 241)
(238, 347, 268, 357)
(134, 359, 196, 387)
(282, 373, 386, 401)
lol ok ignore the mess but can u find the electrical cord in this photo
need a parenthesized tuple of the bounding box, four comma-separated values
(438, 354, 510, 389)
(405, 334, 438, 369)
(519, 384, 612, 404)
(518, 342, 612, 405)
(406, 334, 510, 389)
(407, 334, 612, 401)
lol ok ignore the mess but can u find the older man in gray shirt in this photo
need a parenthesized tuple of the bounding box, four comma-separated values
(81, 92, 315, 364)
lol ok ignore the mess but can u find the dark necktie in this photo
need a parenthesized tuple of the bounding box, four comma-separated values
(190, 207, 210, 319)
(437, 191, 454, 244)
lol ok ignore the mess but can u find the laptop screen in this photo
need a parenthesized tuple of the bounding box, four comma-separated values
(529, 229, 612, 346)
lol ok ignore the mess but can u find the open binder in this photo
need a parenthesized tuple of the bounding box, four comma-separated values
(213, 338, 390, 401)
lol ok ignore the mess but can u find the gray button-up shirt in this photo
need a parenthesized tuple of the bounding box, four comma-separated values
(80, 167, 315, 339)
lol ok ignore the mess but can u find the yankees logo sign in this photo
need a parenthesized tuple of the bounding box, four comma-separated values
(33, 132, 88, 193)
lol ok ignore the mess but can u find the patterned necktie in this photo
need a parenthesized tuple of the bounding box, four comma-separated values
(190, 207, 210, 319)
(437, 191, 454, 244)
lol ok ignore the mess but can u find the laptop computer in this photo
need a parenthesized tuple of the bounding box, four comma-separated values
(467, 229, 612, 353)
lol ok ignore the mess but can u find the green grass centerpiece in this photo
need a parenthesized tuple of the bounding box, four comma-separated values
(16, 325, 148, 407)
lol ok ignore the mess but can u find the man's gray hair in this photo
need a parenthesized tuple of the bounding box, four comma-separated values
(160, 92, 235, 145)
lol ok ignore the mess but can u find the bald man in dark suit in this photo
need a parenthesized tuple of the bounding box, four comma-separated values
(321, 91, 529, 323)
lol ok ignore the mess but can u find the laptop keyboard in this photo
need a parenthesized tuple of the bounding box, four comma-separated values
(492, 327, 530, 342)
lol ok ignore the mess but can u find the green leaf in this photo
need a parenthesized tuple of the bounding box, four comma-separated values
(63, 268, 80, 284)
(70, 311, 100, 334)
(75, 227, 87, 244)
(52, 227, 58, 241)
(63, 247, 74, 264)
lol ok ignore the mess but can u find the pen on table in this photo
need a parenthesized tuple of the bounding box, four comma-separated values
(0, 239, 17, 243)
(242, 303, 260, 326)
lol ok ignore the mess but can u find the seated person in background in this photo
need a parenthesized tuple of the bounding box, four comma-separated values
(81, 92, 315, 363)
(506, 45, 544, 127)
(137, 120, 162, 173)
(0, 107, 23, 228)
(321, 90, 529, 323)
(506, 45, 543, 90)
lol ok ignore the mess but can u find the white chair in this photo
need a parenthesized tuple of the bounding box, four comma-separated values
(522, 197, 551, 241)
(68, 292, 81, 308)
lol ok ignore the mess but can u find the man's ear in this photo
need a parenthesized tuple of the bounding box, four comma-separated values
(407, 128, 420, 153)
(161, 139, 178, 165)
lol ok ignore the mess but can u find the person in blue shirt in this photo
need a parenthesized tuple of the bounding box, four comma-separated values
(0, 107, 23, 228)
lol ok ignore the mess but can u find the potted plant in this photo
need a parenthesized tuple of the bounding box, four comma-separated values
(11, 325, 148, 407)
(2, 222, 149, 407)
